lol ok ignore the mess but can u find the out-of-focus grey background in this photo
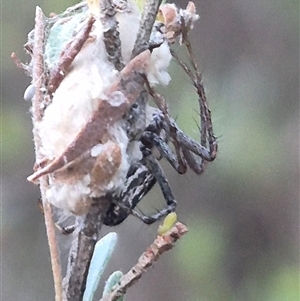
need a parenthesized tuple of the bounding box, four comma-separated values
(2, 0, 299, 300)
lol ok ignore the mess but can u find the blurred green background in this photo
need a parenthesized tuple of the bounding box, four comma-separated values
(2, 0, 299, 300)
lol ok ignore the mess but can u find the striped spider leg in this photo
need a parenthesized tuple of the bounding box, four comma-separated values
(103, 110, 177, 225)
(102, 101, 217, 226)
(144, 18, 218, 177)
(103, 24, 219, 225)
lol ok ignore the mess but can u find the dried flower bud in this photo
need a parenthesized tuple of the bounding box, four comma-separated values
(159, 1, 199, 43)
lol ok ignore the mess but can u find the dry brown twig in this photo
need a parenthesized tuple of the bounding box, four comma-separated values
(29, 6, 63, 301)
(99, 0, 124, 71)
(48, 16, 95, 94)
(100, 222, 188, 301)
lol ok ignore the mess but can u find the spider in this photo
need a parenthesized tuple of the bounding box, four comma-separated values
(26, 0, 217, 229)
(102, 67, 218, 226)
(101, 7, 218, 226)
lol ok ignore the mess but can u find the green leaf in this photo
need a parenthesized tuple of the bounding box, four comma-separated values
(83, 232, 118, 301)
(103, 271, 125, 301)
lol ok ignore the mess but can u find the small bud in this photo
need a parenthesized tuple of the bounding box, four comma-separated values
(158, 212, 178, 235)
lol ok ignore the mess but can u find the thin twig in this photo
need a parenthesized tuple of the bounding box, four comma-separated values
(48, 16, 95, 94)
(42, 199, 63, 301)
(100, 222, 189, 301)
(32, 7, 46, 124)
(100, 0, 124, 70)
(63, 199, 111, 301)
(10, 52, 31, 76)
(130, 0, 164, 151)
(31, 7, 63, 301)
(132, 0, 163, 57)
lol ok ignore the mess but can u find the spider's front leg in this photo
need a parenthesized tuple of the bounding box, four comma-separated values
(139, 109, 210, 176)
(103, 111, 179, 226)
(140, 112, 188, 174)
(166, 116, 217, 175)
(102, 160, 156, 226)
(135, 149, 177, 224)
(146, 80, 218, 176)
(103, 151, 177, 226)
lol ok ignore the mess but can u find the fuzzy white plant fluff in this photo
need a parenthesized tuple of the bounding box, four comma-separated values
(37, 1, 172, 214)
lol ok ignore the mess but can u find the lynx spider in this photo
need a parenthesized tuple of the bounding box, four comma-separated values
(19, 1, 217, 228)
(102, 20, 218, 226)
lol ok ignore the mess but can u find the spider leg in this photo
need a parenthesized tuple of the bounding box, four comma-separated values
(141, 130, 187, 174)
(181, 146, 208, 175)
(141, 111, 187, 174)
(101, 99, 215, 226)
(103, 149, 177, 225)
(102, 161, 156, 226)
(168, 119, 217, 162)
(103, 116, 181, 226)
(37, 197, 77, 235)
(168, 43, 218, 163)
(56, 224, 76, 235)
(145, 78, 217, 173)
(142, 110, 215, 174)
(132, 150, 177, 224)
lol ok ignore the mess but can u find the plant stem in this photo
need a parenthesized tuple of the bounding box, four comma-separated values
(31, 6, 63, 301)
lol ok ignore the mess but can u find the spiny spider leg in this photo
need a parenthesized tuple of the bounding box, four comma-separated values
(131, 150, 177, 224)
(146, 113, 214, 174)
(141, 130, 186, 173)
(103, 111, 180, 226)
(103, 151, 176, 225)
(145, 63, 217, 172)
(168, 22, 218, 162)
(144, 112, 210, 175)
(167, 119, 217, 162)
(140, 113, 187, 174)
(103, 145, 178, 225)
(181, 146, 208, 175)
